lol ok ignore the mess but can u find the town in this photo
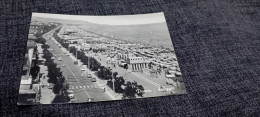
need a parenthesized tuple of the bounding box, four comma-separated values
(18, 18, 186, 104)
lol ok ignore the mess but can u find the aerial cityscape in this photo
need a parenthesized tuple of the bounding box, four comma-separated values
(18, 12, 186, 105)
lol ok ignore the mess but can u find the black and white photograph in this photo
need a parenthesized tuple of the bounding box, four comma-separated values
(18, 12, 186, 105)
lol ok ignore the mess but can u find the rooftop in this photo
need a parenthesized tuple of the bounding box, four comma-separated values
(27, 40, 36, 48)
(19, 90, 36, 94)
(19, 84, 31, 90)
(28, 34, 36, 40)
(21, 76, 32, 84)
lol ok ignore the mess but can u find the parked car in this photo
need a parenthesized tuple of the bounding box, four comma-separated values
(70, 98, 78, 103)
(81, 67, 85, 71)
(67, 90, 74, 94)
(88, 98, 94, 102)
(175, 72, 182, 77)
(87, 74, 92, 78)
(68, 94, 75, 99)
(74, 61, 78, 65)
(91, 77, 96, 82)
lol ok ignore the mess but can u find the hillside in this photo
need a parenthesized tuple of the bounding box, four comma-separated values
(32, 16, 174, 49)
(77, 22, 173, 49)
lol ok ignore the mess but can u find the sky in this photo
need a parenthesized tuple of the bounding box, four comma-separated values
(32, 12, 166, 25)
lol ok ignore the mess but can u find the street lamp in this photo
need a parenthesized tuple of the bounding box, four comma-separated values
(112, 77, 115, 92)
(111, 68, 115, 91)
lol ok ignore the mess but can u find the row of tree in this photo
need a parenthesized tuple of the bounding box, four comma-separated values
(32, 24, 70, 103)
(29, 47, 40, 82)
(35, 24, 59, 40)
(69, 45, 145, 98)
(106, 72, 145, 98)
(53, 28, 69, 49)
(39, 37, 69, 101)
(42, 44, 68, 95)
(69, 46, 101, 71)
(69, 46, 145, 99)
(92, 48, 106, 53)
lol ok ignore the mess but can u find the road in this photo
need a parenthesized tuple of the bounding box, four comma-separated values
(44, 25, 178, 100)
(43, 26, 113, 103)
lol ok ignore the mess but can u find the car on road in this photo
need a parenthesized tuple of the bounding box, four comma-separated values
(70, 98, 78, 103)
(80, 66, 85, 71)
(67, 90, 74, 94)
(67, 90, 75, 99)
(88, 98, 94, 102)
(66, 53, 70, 56)
(175, 72, 182, 77)
(68, 94, 75, 99)
(81, 68, 85, 71)
(87, 74, 92, 78)
(58, 57, 62, 61)
(91, 77, 96, 82)
(74, 61, 78, 65)
(63, 64, 65, 67)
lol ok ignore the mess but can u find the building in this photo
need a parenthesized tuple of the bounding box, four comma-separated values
(126, 57, 149, 72)
(79, 43, 91, 51)
(29, 22, 39, 34)
(117, 53, 135, 60)
(92, 43, 108, 50)
(18, 34, 40, 105)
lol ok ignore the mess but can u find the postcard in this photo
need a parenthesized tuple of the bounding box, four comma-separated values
(18, 12, 186, 105)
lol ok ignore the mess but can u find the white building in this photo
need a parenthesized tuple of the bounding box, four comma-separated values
(126, 57, 149, 72)
(18, 34, 40, 105)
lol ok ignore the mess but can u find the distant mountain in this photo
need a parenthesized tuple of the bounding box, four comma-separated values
(31, 16, 96, 26)
(32, 16, 174, 49)
(78, 23, 174, 49)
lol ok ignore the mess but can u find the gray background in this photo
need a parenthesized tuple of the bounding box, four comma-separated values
(0, 0, 259, 116)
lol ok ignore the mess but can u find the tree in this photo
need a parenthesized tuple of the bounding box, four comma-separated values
(122, 81, 136, 99)
(112, 72, 118, 79)
(30, 65, 40, 80)
(62, 43, 69, 49)
(104, 68, 112, 80)
(122, 81, 145, 99)
(97, 66, 105, 79)
(41, 44, 50, 50)
(42, 50, 53, 60)
(148, 62, 152, 69)
(53, 82, 63, 94)
(35, 36, 46, 44)
(51, 94, 69, 104)
(114, 76, 125, 93)
(136, 85, 144, 97)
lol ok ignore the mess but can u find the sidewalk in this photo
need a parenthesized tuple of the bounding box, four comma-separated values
(95, 77, 123, 100)
(37, 41, 55, 104)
